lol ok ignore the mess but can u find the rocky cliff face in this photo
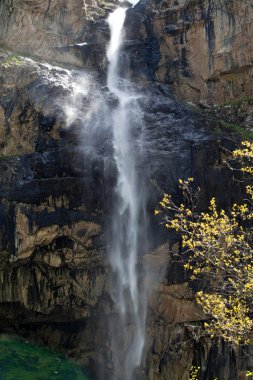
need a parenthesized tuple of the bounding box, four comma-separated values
(0, 1, 252, 380)
(0, 0, 114, 71)
(0, 51, 114, 372)
(0, 49, 246, 379)
(124, 0, 253, 105)
(2, 0, 253, 105)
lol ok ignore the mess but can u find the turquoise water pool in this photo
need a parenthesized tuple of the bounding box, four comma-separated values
(0, 336, 90, 380)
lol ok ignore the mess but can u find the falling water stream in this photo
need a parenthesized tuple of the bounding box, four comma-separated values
(106, 2, 147, 380)
(47, 3, 149, 378)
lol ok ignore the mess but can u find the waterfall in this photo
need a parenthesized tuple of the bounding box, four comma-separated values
(106, 3, 147, 380)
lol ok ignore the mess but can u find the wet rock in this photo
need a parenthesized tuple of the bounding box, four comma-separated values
(101, 87, 120, 107)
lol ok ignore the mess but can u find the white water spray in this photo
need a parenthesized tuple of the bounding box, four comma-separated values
(106, 3, 147, 380)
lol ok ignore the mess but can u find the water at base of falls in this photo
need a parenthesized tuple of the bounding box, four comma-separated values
(105, 4, 148, 380)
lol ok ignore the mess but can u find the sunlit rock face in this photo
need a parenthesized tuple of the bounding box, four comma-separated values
(123, 0, 253, 104)
(0, 0, 115, 69)
(1, 0, 253, 105)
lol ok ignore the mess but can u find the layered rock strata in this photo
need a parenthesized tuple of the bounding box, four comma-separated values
(0, 50, 247, 379)
(125, 0, 253, 104)
(1, 0, 253, 105)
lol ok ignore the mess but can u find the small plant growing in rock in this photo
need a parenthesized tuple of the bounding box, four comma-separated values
(1, 55, 24, 68)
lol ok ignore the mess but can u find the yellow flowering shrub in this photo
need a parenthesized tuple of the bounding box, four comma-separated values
(188, 366, 200, 380)
(157, 141, 253, 346)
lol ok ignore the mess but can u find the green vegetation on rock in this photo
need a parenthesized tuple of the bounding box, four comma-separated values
(0, 335, 90, 380)
(220, 121, 253, 140)
(222, 96, 253, 107)
(1, 55, 24, 68)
